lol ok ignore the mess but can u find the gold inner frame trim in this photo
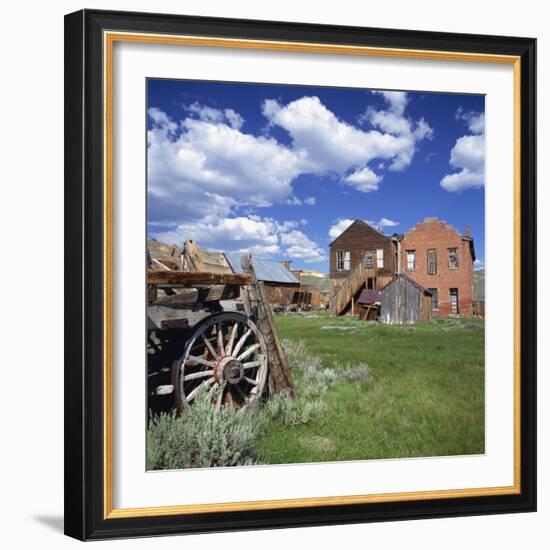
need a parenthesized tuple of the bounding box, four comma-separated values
(103, 30, 522, 520)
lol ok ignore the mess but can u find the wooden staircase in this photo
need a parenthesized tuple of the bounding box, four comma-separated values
(329, 262, 377, 316)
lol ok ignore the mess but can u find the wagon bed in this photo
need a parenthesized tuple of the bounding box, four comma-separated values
(147, 240, 297, 411)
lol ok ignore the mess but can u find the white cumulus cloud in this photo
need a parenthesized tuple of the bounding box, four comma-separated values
(440, 108, 485, 192)
(328, 219, 355, 240)
(343, 167, 382, 192)
(147, 108, 300, 224)
(263, 94, 432, 188)
(367, 217, 399, 230)
(329, 217, 398, 240)
(153, 216, 325, 263)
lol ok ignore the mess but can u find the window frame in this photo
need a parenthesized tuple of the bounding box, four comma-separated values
(406, 249, 416, 271)
(376, 248, 384, 269)
(428, 288, 439, 311)
(448, 247, 459, 269)
(450, 287, 459, 314)
(427, 249, 438, 275)
(336, 250, 350, 271)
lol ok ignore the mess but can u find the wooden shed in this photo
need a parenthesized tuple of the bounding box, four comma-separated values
(380, 274, 432, 324)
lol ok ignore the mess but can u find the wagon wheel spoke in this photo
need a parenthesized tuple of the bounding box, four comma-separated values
(225, 322, 238, 355)
(233, 383, 249, 404)
(187, 355, 215, 368)
(183, 370, 214, 381)
(186, 377, 214, 402)
(232, 328, 252, 358)
(242, 360, 261, 370)
(243, 376, 258, 386)
(225, 389, 234, 406)
(216, 323, 224, 355)
(201, 333, 218, 359)
(215, 383, 226, 409)
(237, 343, 260, 361)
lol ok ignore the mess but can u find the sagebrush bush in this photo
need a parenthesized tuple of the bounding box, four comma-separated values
(338, 363, 372, 384)
(300, 367, 338, 397)
(282, 338, 324, 373)
(262, 392, 327, 426)
(147, 385, 262, 470)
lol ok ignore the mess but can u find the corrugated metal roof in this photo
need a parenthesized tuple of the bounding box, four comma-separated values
(357, 289, 382, 304)
(224, 252, 300, 286)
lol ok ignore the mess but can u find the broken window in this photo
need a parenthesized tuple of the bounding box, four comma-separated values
(376, 248, 384, 268)
(450, 288, 459, 314)
(406, 250, 416, 270)
(364, 253, 374, 268)
(427, 249, 438, 275)
(428, 288, 439, 310)
(336, 250, 350, 271)
(448, 248, 459, 269)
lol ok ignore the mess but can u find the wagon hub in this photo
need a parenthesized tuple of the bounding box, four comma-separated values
(213, 356, 244, 384)
(224, 359, 244, 384)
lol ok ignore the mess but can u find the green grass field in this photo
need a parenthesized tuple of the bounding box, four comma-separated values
(255, 312, 485, 464)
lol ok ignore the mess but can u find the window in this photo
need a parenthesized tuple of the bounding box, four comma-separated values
(450, 288, 459, 314)
(427, 249, 438, 275)
(376, 248, 384, 268)
(364, 254, 374, 269)
(448, 248, 459, 269)
(406, 250, 416, 270)
(336, 250, 350, 271)
(428, 288, 439, 310)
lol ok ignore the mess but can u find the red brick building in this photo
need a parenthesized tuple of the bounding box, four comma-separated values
(398, 218, 475, 317)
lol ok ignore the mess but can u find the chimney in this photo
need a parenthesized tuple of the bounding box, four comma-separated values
(279, 260, 292, 270)
(465, 224, 471, 237)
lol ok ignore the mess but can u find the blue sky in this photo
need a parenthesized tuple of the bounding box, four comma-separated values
(147, 79, 485, 272)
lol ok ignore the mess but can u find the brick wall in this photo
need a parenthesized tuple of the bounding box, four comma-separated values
(399, 218, 474, 317)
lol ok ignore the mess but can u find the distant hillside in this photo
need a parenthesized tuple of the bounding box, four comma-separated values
(473, 268, 485, 300)
(300, 273, 330, 292)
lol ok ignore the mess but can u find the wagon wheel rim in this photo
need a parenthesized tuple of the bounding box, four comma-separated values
(177, 312, 268, 410)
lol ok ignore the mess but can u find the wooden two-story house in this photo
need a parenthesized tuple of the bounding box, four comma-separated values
(328, 220, 395, 315)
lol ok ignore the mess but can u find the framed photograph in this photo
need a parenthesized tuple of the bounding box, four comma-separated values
(64, 9, 536, 540)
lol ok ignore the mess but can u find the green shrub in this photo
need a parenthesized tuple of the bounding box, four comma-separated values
(262, 392, 327, 426)
(339, 363, 372, 384)
(147, 385, 262, 470)
(282, 338, 324, 372)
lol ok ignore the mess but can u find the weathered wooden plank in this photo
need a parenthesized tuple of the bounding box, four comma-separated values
(242, 255, 296, 397)
(182, 240, 205, 272)
(147, 270, 251, 286)
(151, 258, 172, 271)
(152, 285, 241, 305)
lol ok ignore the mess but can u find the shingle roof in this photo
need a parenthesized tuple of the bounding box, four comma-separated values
(357, 289, 383, 304)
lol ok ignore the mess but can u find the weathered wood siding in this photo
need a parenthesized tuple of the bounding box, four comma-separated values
(329, 220, 395, 282)
(380, 277, 432, 324)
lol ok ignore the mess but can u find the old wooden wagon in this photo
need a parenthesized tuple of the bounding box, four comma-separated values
(147, 240, 297, 411)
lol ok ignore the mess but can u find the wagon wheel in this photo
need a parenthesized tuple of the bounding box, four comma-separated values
(173, 312, 268, 411)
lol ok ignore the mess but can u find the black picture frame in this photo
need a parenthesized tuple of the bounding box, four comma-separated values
(64, 9, 536, 541)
